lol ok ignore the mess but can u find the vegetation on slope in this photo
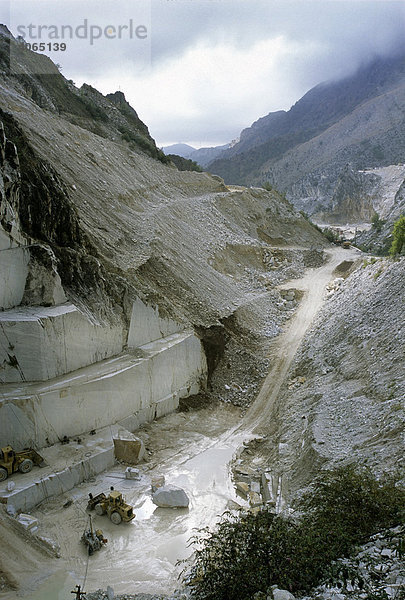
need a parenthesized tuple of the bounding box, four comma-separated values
(389, 215, 405, 256)
(166, 153, 203, 172)
(182, 465, 405, 600)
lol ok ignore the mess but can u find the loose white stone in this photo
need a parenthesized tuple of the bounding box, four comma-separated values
(152, 484, 189, 508)
(272, 588, 296, 600)
(125, 467, 140, 480)
(17, 513, 39, 530)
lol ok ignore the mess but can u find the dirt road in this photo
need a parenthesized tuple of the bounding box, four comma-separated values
(243, 246, 359, 431)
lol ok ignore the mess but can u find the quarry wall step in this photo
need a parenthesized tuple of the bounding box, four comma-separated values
(0, 245, 30, 311)
(0, 425, 133, 512)
(0, 302, 124, 383)
(0, 330, 207, 449)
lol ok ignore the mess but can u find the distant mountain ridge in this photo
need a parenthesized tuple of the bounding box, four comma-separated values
(162, 143, 196, 158)
(208, 52, 405, 226)
(163, 142, 230, 167)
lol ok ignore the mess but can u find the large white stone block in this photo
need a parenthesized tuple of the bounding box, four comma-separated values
(113, 433, 145, 463)
(152, 484, 190, 508)
(127, 297, 182, 348)
(0, 246, 30, 310)
(0, 303, 124, 382)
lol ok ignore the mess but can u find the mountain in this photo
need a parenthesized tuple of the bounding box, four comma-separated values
(190, 143, 230, 167)
(2, 26, 404, 599)
(0, 38, 169, 165)
(0, 26, 326, 393)
(162, 142, 196, 158)
(209, 52, 405, 227)
(163, 142, 230, 167)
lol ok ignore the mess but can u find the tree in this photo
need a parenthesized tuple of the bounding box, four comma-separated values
(371, 212, 385, 233)
(389, 215, 405, 256)
(182, 466, 405, 600)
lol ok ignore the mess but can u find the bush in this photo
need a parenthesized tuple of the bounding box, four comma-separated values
(371, 212, 385, 233)
(322, 227, 339, 243)
(262, 181, 273, 192)
(119, 126, 169, 163)
(389, 215, 405, 256)
(167, 154, 203, 172)
(182, 466, 405, 600)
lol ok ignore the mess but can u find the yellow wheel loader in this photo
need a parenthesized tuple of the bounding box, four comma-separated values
(0, 446, 45, 481)
(87, 488, 135, 524)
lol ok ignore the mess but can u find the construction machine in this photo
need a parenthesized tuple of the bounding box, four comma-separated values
(0, 446, 45, 481)
(81, 515, 107, 555)
(87, 488, 135, 524)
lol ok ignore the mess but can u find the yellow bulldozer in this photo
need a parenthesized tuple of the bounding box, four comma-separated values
(0, 446, 45, 481)
(87, 488, 135, 525)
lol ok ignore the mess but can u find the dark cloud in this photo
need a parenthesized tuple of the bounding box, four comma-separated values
(3, 1, 405, 145)
(150, 0, 405, 67)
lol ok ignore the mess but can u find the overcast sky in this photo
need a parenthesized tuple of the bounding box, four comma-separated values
(4, 0, 405, 147)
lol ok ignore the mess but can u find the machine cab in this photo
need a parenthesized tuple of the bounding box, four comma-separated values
(1, 446, 15, 463)
(109, 490, 123, 505)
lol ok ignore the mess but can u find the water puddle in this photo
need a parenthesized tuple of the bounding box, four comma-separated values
(21, 570, 76, 600)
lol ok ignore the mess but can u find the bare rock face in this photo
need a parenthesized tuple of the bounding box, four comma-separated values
(152, 485, 190, 508)
(0, 120, 25, 247)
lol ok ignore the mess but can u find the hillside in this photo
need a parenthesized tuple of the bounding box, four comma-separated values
(0, 26, 327, 413)
(253, 257, 405, 496)
(0, 29, 331, 596)
(209, 53, 405, 228)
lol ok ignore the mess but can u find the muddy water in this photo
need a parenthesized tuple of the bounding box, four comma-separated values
(25, 405, 245, 597)
(21, 570, 76, 600)
(83, 441, 242, 595)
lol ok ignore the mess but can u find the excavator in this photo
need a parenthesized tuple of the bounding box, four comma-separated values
(0, 446, 45, 481)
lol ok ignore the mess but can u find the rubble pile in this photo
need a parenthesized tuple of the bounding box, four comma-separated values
(300, 526, 405, 600)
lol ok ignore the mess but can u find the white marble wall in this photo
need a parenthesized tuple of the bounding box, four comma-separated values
(127, 297, 182, 347)
(0, 303, 124, 382)
(0, 331, 207, 448)
(0, 246, 30, 310)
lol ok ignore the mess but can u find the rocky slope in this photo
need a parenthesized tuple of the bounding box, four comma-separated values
(252, 257, 405, 497)
(208, 52, 405, 227)
(355, 166, 405, 253)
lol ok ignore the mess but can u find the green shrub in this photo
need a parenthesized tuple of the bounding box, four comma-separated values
(389, 215, 405, 256)
(167, 154, 203, 172)
(119, 125, 169, 163)
(322, 227, 339, 243)
(262, 181, 273, 192)
(182, 466, 405, 600)
(371, 212, 385, 233)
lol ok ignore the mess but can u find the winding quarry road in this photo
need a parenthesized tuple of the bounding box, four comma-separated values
(24, 246, 360, 599)
(243, 245, 359, 430)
